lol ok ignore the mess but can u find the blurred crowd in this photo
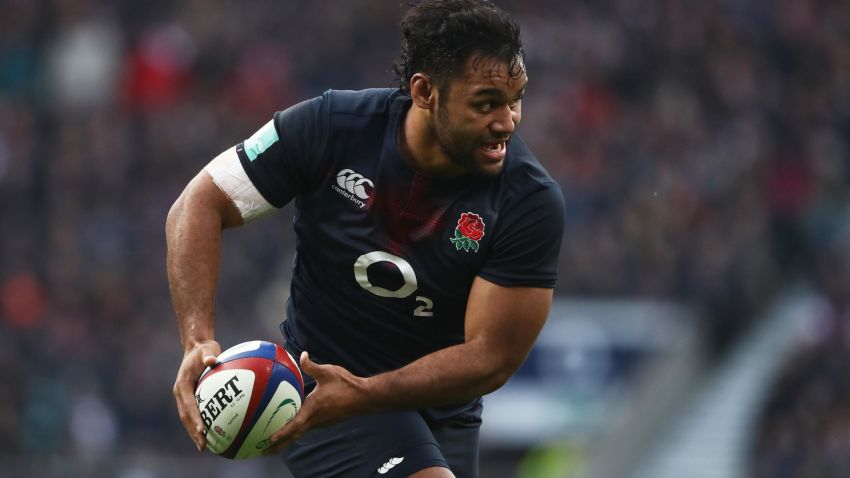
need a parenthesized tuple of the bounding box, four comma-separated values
(1, 0, 849, 475)
(752, 297, 850, 477)
(752, 238, 850, 476)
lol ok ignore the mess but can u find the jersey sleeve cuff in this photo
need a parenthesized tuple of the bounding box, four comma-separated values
(476, 272, 557, 289)
(235, 142, 287, 208)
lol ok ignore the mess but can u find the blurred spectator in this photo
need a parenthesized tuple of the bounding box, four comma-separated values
(45, 15, 121, 109)
(123, 23, 193, 112)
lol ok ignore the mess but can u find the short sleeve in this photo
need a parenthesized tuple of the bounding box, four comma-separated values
(236, 94, 329, 208)
(478, 183, 566, 288)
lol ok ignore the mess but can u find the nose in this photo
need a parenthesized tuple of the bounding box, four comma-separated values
(490, 105, 519, 138)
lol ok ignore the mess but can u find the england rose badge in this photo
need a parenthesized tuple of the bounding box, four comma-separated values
(450, 212, 485, 252)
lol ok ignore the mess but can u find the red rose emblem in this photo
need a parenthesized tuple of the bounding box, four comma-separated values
(457, 212, 485, 241)
(451, 212, 486, 252)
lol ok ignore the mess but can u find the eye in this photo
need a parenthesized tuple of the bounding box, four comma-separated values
(476, 102, 493, 113)
(509, 97, 523, 110)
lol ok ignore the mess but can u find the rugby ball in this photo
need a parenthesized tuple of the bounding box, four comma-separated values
(195, 340, 304, 459)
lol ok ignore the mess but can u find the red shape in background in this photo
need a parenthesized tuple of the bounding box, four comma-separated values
(1, 272, 47, 328)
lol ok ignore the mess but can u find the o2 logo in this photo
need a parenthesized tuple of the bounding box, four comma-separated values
(353, 251, 434, 317)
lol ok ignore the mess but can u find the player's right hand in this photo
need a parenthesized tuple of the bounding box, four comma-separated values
(173, 339, 221, 452)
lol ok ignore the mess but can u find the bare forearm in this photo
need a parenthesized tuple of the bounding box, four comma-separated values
(362, 339, 514, 412)
(166, 173, 241, 351)
(358, 282, 552, 413)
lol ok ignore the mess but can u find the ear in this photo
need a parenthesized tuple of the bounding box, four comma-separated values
(409, 73, 436, 110)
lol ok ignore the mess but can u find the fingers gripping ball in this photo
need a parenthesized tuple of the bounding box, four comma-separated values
(195, 341, 304, 459)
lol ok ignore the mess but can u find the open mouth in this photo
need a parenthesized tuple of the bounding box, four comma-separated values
(478, 141, 506, 162)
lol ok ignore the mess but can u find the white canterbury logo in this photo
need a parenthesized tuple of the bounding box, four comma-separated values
(332, 169, 373, 208)
(378, 457, 404, 474)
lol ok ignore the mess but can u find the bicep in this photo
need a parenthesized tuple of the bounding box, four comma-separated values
(465, 276, 553, 371)
(169, 164, 244, 231)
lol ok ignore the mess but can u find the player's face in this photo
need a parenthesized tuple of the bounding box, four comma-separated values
(433, 55, 526, 175)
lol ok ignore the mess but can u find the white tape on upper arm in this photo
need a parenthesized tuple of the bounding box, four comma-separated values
(204, 146, 275, 223)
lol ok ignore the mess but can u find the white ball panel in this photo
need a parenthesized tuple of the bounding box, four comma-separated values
(217, 340, 264, 362)
(235, 380, 302, 459)
(198, 369, 255, 454)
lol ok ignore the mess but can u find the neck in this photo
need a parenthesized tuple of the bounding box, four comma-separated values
(400, 104, 465, 177)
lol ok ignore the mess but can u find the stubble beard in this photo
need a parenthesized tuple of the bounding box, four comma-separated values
(433, 106, 503, 176)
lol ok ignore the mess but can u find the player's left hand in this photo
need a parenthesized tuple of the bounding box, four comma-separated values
(264, 351, 371, 455)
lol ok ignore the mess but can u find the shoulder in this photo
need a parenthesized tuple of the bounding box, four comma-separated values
(322, 88, 408, 118)
(499, 135, 564, 209)
(310, 88, 410, 136)
(273, 89, 406, 129)
(272, 88, 408, 142)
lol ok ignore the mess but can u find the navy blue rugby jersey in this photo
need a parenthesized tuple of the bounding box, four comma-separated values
(234, 88, 564, 414)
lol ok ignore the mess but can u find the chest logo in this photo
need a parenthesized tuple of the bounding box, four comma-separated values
(333, 169, 373, 208)
(450, 212, 485, 252)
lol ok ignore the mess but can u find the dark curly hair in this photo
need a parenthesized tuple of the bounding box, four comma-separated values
(393, 0, 525, 92)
